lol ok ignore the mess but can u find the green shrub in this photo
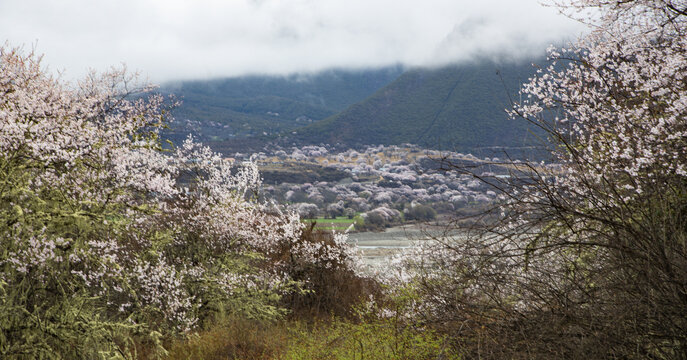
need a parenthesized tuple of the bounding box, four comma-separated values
(284, 318, 458, 360)
(405, 204, 436, 221)
(275, 225, 379, 319)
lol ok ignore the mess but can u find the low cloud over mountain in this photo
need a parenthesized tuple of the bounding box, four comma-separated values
(1, 0, 582, 81)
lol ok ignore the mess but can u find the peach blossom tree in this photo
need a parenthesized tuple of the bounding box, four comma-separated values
(407, 1, 687, 357)
(0, 45, 359, 358)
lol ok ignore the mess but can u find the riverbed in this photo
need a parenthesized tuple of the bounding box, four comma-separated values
(347, 223, 462, 266)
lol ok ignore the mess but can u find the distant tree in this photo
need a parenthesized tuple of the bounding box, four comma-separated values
(291, 202, 320, 219)
(363, 212, 385, 229)
(326, 200, 345, 218)
(344, 207, 356, 219)
(405, 204, 436, 221)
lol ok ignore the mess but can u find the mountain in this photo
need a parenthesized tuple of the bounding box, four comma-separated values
(161, 66, 404, 142)
(291, 60, 546, 156)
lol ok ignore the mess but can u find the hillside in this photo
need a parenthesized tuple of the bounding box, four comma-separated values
(291, 60, 546, 156)
(161, 66, 403, 142)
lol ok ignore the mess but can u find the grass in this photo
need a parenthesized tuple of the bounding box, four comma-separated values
(311, 226, 351, 231)
(304, 216, 357, 224)
(302, 217, 357, 232)
(285, 319, 459, 360)
(163, 316, 460, 360)
(165, 317, 289, 360)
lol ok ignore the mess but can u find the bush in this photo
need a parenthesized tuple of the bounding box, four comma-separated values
(274, 224, 379, 319)
(284, 287, 459, 360)
(365, 211, 386, 227)
(0, 45, 305, 357)
(358, 206, 403, 231)
(285, 319, 457, 360)
(404, 204, 436, 221)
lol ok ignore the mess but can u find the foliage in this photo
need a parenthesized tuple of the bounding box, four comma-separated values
(357, 207, 403, 231)
(162, 251, 450, 359)
(165, 309, 459, 360)
(283, 285, 459, 360)
(404, 204, 436, 221)
(284, 319, 457, 360)
(275, 225, 374, 319)
(0, 44, 365, 358)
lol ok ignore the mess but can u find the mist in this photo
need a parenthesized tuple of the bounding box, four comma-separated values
(0, 0, 584, 82)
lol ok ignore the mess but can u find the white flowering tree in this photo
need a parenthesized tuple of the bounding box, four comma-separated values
(408, 1, 687, 358)
(0, 46, 363, 358)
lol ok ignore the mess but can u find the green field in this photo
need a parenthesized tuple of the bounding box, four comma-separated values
(305, 217, 355, 223)
(304, 216, 357, 232)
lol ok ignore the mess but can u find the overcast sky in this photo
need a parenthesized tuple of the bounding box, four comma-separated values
(0, 0, 584, 82)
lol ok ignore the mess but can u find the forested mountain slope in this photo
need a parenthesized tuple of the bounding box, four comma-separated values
(293, 60, 545, 156)
(162, 66, 403, 141)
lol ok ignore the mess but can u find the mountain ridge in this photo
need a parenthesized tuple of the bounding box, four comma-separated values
(289, 59, 545, 157)
(161, 66, 404, 140)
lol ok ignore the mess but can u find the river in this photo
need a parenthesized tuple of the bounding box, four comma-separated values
(347, 223, 463, 267)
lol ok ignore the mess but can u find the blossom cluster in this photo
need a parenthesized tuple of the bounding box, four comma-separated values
(514, 0, 687, 200)
(0, 45, 361, 337)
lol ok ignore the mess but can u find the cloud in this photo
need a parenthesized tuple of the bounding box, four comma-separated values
(0, 0, 583, 81)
